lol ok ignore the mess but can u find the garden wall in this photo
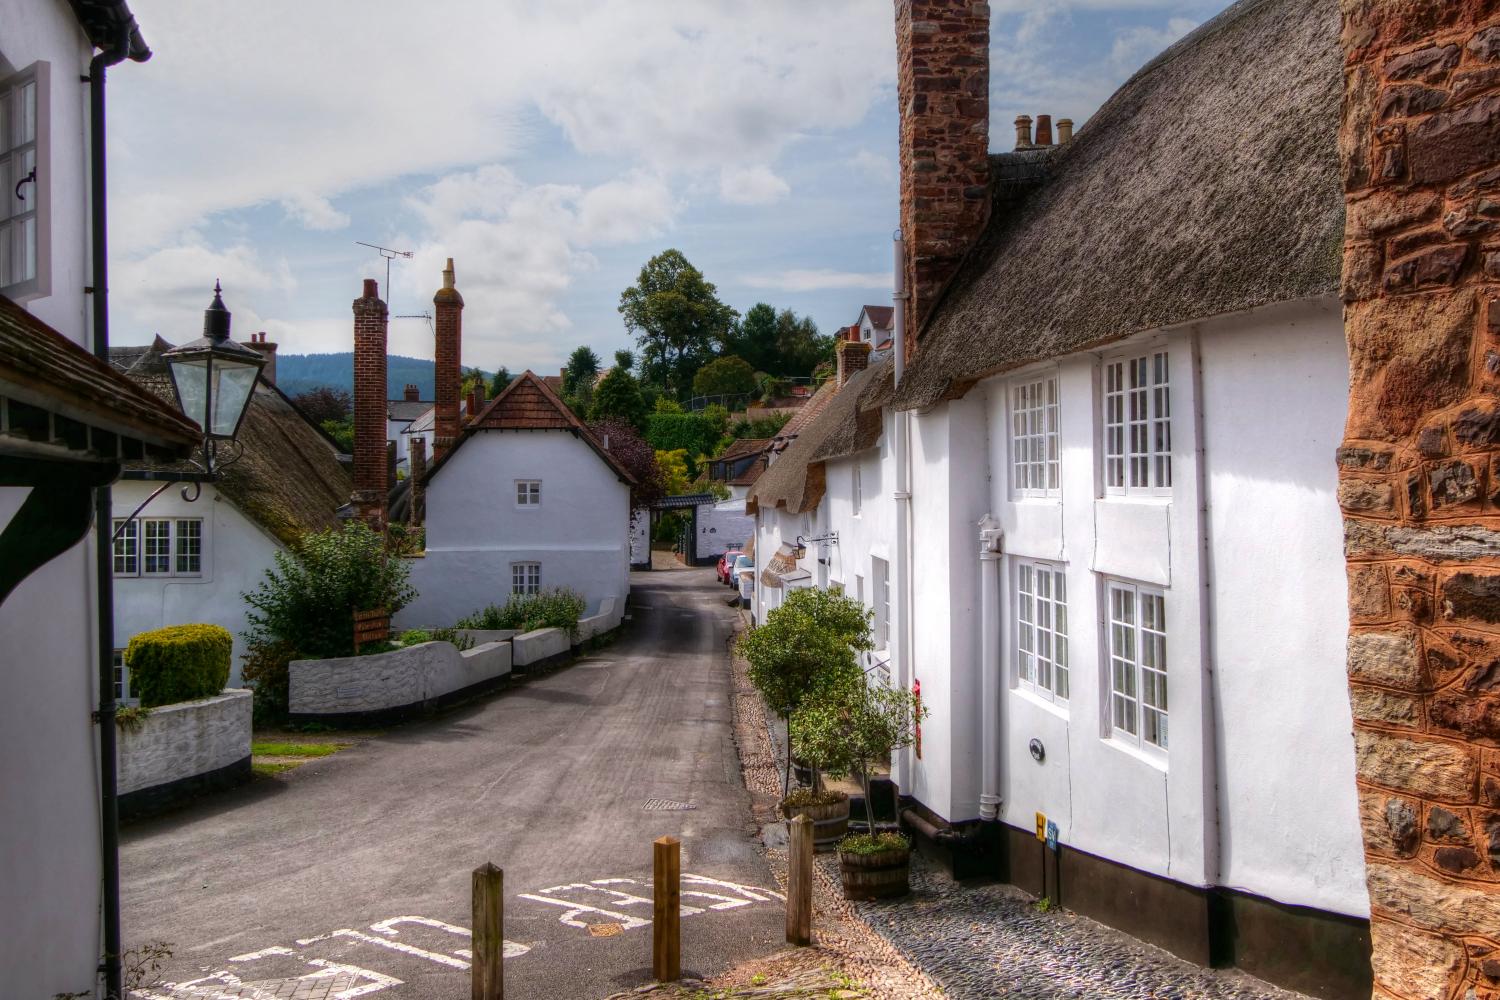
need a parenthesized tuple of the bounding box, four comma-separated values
(512, 628, 570, 668)
(575, 597, 622, 643)
(289, 640, 511, 722)
(117, 689, 252, 820)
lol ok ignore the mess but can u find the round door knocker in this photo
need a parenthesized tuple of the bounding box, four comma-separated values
(1028, 738, 1046, 763)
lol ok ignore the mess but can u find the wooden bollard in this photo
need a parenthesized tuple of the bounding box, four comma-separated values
(786, 814, 813, 946)
(652, 836, 681, 981)
(472, 862, 504, 1000)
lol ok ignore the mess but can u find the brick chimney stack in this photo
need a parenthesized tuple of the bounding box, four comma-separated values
(836, 338, 872, 389)
(1034, 114, 1053, 147)
(246, 331, 278, 385)
(403, 383, 420, 402)
(352, 278, 388, 532)
(433, 258, 463, 461)
(897, 0, 991, 343)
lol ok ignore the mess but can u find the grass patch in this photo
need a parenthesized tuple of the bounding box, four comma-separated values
(252, 761, 299, 777)
(251, 741, 347, 758)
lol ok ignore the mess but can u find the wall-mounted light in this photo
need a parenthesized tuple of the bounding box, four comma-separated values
(1029, 738, 1045, 763)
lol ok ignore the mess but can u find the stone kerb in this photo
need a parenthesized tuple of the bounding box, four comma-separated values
(117, 689, 252, 819)
(512, 627, 571, 667)
(289, 639, 511, 720)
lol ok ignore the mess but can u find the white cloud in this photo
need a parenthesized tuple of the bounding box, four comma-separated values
(848, 149, 896, 185)
(279, 192, 350, 232)
(741, 269, 892, 293)
(113, 238, 295, 343)
(718, 165, 791, 206)
(1108, 17, 1199, 72)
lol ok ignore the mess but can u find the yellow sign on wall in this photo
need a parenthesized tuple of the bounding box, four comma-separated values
(1035, 812, 1047, 842)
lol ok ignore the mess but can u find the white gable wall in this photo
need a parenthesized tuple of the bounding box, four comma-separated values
(399, 430, 630, 628)
(111, 481, 283, 689)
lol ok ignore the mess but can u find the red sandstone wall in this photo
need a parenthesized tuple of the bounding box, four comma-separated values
(1340, 3, 1500, 996)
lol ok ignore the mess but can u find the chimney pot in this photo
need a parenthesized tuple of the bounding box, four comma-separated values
(246, 330, 279, 385)
(1035, 114, 1053, 147)
(1057, 118, 1074, 144)
(362, 278, 379, 299)
(1014, 115, 1034, 150)
(835, 338, 873, 389)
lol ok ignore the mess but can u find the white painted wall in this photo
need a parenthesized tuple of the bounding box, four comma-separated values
(695, 498, 755, 563)
(629, 508, 650, 568)
(290, 640, 511, 716)
(821, 418, 898, 680)
(0, 6, 113, 996)
(111, 482, 282, 689)
(399, 430, 630, 628)
(117, 690, 252, 795)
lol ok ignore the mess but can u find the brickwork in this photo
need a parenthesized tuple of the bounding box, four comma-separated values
(1340, 4, 1500, 996)
(433, 257, 463, 461)
(896, 0, 990, 345)
(836, 338, 872, 388)
(352, 278, 388, 533)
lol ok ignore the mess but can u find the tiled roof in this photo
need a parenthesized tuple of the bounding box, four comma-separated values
(423, 370, 636, 485)
(715, 437, 770, 462)
(728, 453, 768, 488)
(387, 399, 430, 421)
(860, 305, 894, 330)
(1, 295, 199, 456)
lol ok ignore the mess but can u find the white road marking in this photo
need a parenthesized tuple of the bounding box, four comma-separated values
(227, 946, 294, 962)
(517, 872, 782, 934)
(369, 915, 469, 938)
(319, 928, 471, 969)
(303, 959, 403, 997)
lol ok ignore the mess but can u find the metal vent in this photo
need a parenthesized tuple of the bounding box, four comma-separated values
(643, 798, 697, 811)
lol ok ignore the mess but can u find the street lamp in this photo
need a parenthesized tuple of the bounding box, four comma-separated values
(163, 281, 264, 467)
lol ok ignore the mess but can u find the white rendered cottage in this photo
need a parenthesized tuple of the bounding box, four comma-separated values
(749, 0, 1371, 996)
(397, 370, 634, 628)
(109, 336, 350, 690)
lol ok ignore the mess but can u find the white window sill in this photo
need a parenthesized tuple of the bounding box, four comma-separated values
(1103, 735, 1168, 772)
(1013, 686, 1070, 722)
(1010, 494, 1061, 505)
(1098, 493, 1172, 506)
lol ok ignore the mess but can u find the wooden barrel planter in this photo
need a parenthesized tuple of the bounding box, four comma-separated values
(781, 793, 850, 852)
(838, 845, 911, 900)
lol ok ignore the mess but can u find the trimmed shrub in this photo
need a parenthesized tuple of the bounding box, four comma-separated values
(241, 639, 295, 724)
(125, 624, 232, 708)
(456, 587, 587, 636)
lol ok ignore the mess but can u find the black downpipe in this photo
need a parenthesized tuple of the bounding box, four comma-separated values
(89, 15, 147, 997)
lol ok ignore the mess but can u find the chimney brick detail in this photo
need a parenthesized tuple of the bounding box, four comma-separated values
(1339, 5, 1500, 996)
(897, 0, 991, 346)
(433, 258, 464, 461)
(247, 331, 278, 386)
(836, 339, 872, 389)
(352, 278, 388, 533)
(404, 383, 420, 402)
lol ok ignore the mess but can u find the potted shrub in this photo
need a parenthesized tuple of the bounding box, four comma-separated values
(792, 674, 925, 900)
(737, 587, 871, 797)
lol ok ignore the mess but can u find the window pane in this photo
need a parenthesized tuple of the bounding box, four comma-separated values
(143, 520, 172, 574)
(112, 520, 137, 575)
(175, 520, 202, 574)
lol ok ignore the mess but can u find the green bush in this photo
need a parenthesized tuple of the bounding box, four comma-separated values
(456, 587, 587, 636)
(243, 521, 417, 661)
(241, 639, 296, 724)
(399, 628, 432, 645)
(399, 627, 474, 651)
(125, 624, 232, 708)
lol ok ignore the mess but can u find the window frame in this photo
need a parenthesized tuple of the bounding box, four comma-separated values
(1013, 559, 1070, 706)
(851, 460, 863, 517)
(112, 649, 138, 707)
(1009, 372, 1061, 499)
(111, 517, 204, 578)
(871, 556, 890, 651)
(511, 561, 541, 596)
(1102, 347, 1172, 497)
(515, 479, 542, 508)
(0, 61, 51, 301)
(1103, 578, 1168, 756)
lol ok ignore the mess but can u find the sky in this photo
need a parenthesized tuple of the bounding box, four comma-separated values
(107, 0, 1230, 375)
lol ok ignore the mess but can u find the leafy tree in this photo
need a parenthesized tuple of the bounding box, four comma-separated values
(646, 412, 721, 469)
(693, 356, 757, 398)
(613, 348, 636, 372)
(292, 386, 352, 425)
(563, 345, 601, 400)
(654, 396, 684, 414)
(489, 367, 513, 398)
(589, 365, 647, 430)
(619, 249, 739, 397)
(320, 418, 354, 453)
(590, 418, 665, 509)
(729, 411, 793, 440)
(793, 673, 925, 834)
(655, 448, 693, 497)
(774, 309, 833, 378)
(460, 366, 489, 400)
(738, 587, 872, 794)
(725, 302, 780, 373)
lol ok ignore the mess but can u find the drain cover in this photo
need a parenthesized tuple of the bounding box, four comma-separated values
(588, 922, 623, 937)
(643, 798, 697, 811)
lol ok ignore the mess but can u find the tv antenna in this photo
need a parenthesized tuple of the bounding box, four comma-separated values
(355, 241, 413, 308)
(394, 311, 435, 336)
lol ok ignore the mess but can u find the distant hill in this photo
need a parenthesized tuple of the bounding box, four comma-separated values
(276, 353, 468, 400)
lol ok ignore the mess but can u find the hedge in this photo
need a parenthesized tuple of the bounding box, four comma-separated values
(125, 624, 232, 708)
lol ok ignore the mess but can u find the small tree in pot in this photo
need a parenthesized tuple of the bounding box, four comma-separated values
(737, 586, 870, 795)
(792, 673, 925, 899)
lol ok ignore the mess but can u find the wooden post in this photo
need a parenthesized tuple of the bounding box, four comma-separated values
(652, 836, 681, 981)
(472, 862, 503, 1000)
(786, 813, 813, 946)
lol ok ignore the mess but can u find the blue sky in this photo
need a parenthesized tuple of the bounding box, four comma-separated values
(107, 0, 1230, 375)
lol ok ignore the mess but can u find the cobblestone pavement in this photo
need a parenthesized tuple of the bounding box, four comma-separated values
(833, 855, 1309, 1000)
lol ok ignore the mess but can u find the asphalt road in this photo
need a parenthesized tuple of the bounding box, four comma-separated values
(121, 567, 783, 1000)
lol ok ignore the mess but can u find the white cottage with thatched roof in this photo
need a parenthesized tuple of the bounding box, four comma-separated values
(750, 0, 1372, 995)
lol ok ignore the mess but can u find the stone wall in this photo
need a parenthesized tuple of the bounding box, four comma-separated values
(1340, 4, 1500, 996)
(512, 627, 570, 667)
(289, 640, 511, 717)
(117, 690, 252, 796)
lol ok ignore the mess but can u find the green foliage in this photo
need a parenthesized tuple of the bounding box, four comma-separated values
(782, 786, 847, 808)
(791, 670, 927, 831)
(654, 396, 683, 414)
(724, 303, 831, 378)
(320, 417, 354, 453)
(613, 349, 635, 371)
(243, 521, 417, 661)
(646, 411, 722, 469)
(460, 366, 489, 399)
(251, 741, 345, 758)
(655, 448, 693, 496)
(401, 626, 476, 651)
(456, 587, 587, 636)
(489, 367, 513, 398)
(693, 355, 757, 397)
(619, 249, 739, 396)
(124, 624, 232, 708)
(115, 704, 153, 733)
(563, 345, 601, 413)
(729, 410, 793, 440)
(242, 639, 296, 723)
(399, 628, 432, 645)
(838, 831, 910, 855)
(589, 365, 647, 430)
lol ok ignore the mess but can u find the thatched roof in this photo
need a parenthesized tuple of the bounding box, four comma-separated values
(894, 0, 1343, 410)
(813, 359, 894, 464)
(112, 339, 351, 546)
(748, 366, 884, 515)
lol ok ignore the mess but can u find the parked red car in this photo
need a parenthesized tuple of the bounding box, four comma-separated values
(717, 549, 743, 585)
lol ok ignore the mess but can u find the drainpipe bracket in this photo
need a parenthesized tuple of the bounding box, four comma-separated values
(978, 795, 1001, 821)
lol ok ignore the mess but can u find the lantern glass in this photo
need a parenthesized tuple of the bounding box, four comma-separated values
(169, 354, 210, 431)
(210, 359, 260, 437)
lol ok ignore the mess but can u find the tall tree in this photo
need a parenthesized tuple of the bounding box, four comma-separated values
(618, 250, 738, 398)
(489, 367, 512, 398)
(613, 348, 636, 373)
(774, 309, 833, 378)
(727, 302, 779, 374)
(693, 356, 757, 399)
(292, 386, 352, 425)
(589, 365, 647, 431)
(563, 345, 601, 398)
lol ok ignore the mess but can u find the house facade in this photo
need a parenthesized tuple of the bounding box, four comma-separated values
(0, 4, 201, 997)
